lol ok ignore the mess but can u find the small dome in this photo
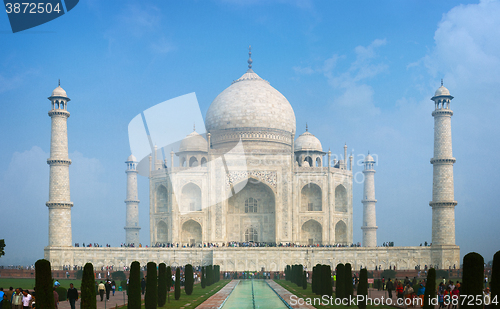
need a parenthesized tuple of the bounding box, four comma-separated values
(434, 85, 450, 97)
(127, 154, 137, 162)
(179, 131, 207, 152)
(364, 154, 375, 162)
(294, 131, 322, 152)
(51, 85, 68, 98)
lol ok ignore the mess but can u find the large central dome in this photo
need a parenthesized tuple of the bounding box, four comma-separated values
(205, 68, 296, 151)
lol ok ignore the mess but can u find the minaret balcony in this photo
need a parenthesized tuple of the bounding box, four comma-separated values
(46, 202, 73, 208)
(430, 158, 456, 164)
(47, 159, 72, 165)
(432, 109, 453, 117)
(48, 110, 70, 117)
(429, 201, 457, 207)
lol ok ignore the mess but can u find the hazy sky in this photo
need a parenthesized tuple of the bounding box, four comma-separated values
(1, 0, 499, 266)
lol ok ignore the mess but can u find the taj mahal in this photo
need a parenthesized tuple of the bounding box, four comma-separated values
(43, 50, 460, 271)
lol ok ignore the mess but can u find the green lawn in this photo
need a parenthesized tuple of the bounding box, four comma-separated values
(274, 279, 394, 309)
(0, 278, 83, 290)
(151, 280, 230, 309)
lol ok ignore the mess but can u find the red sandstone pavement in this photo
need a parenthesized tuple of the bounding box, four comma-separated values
(195, 280, 239, 309)
(57, 291, 145, 309)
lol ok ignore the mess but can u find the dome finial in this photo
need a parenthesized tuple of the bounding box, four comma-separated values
(248, 45, 253, 69)
(193, 123, 196, 132)
(306, 122, 308, 132)
(441, 79, 443, 86)
(58, 79, 60, 86)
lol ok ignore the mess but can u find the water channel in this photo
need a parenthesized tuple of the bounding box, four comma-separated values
(221, 280, 289, 309)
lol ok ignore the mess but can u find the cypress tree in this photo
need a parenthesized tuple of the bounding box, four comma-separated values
(174, 268, 181, 300)
(321, 264, 332, 297)
(145, 262, 157, 309)
(157, 263, 167, 307)
(345, 263, 353, 299)
(184, 264, 194, 295)
(311, 266, 317, 294)
(166, 266, 172, 303)
(128, 261, 141, 309)
(462, 252, 484, 309)
(336, 263, 345, 300)
(81, 263, 96, 309)
(491, 251, 500, 309)
(35, 259, 54, 309)
(357, 268, 368, 309)
(206, 265, 212, 286)
(286, 265, 291, 281)
(201, 266, 206, 289)
(303, 271, 308, 290)
(296, 265, 303, 287)
(423, 268, 436, 309)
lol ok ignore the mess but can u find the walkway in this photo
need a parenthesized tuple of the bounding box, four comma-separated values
(195, 280, 239, 309)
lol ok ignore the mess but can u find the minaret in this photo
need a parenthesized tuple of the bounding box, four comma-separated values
(46, 82, 73, 247)
(430, 82, 457, 246)
(361, 153, 377, 247)
(125, 154, 141, 245)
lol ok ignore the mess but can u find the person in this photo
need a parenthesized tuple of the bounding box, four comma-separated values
(5, 287, 14, 306)
(0, 288, 4, 309)
(417, 284, 425, 307)
(53, 288, 59, 309)
(141, 278, 146, 295)
(451, 286, 459, 309)
(98, 281, 105, 301)
(444, 287, 451, 309)
(105, 281, 111, 301)
(21, 290, 32, 309)
(111, 281, 116, 296)
(438, 290, 445, 309)
(484, 288, 491, 309)
(66, 283, 78, 309)
(12, 288, 23, 309)
(397, 282, 404, 301)
(386, 278, 394, 298)
(404, 283, 414, 306)
(54, 281, 60, 288)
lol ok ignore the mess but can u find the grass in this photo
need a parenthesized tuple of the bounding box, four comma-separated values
(274, 279, 394, 309)
(0, 278, 83, 290)
(151, 280, 230, 309)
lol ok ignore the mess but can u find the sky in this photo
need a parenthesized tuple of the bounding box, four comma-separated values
(1, 0, 499, 266)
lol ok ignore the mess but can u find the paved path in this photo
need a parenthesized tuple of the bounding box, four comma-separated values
(266, 280, 315, 309)
(57, 291, 144, 309)
(195, 280, 239, 309)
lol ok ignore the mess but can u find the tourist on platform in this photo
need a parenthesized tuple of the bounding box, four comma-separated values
(66, 283, 78, 309)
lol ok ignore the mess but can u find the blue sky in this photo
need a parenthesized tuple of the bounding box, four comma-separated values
(1, 0, 499, 266)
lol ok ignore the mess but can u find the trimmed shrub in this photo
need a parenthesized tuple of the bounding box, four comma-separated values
(423, 268, 436, 309)
(303, 271, 307, 290)
(121, 280, 128, 292)
(336, 263, 345, 299)
(461, 252, 484, 309)
(166, 266, 172, 303)
(145, 262, 157, 309)
(491, 251, 500, 309)
(56, 286, 67, 301)
(201, 267, 206, 289)
(312, 266, 317, 294)
(357, 268, 368, 309)
(75, 269, 83, 279)
(321, 264, 332, 297)
(35, 259, 54, 309)
(185, 264, 194, 295)
(296, 264, 303, 287)
(128, 261, 142, 309)
(158, 263, 167, 307)
(81, 263, 96, 309)
(380, 269, 396, 280)
(112, 271, 127, 281)
(345, 263, 353, 298)
(174, 268, 181, 300)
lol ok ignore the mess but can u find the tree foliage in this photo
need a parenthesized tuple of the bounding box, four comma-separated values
(321, 264, 332, 297)
(0, 239, 6, 257)
(462, 252, 485, 309)
(145, 262, 157, 309)
(174, 268, 180, 300)
(166, 266, 172, 303)
(184, 264, 194, 295)
(491, 251, 500, 309)
(128, 261, 142, 309)
(303, 271, 307, 290)
(81, 263, 96, 309)
(201, 266, 206, 289)
(423, 268, 436, 309)
(345, 263, 353, 298)
(157, 263, 167, 307)
(35, 259, 55, 309)
(357, 268, 368, 309)
(336, 263, 345, 299)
